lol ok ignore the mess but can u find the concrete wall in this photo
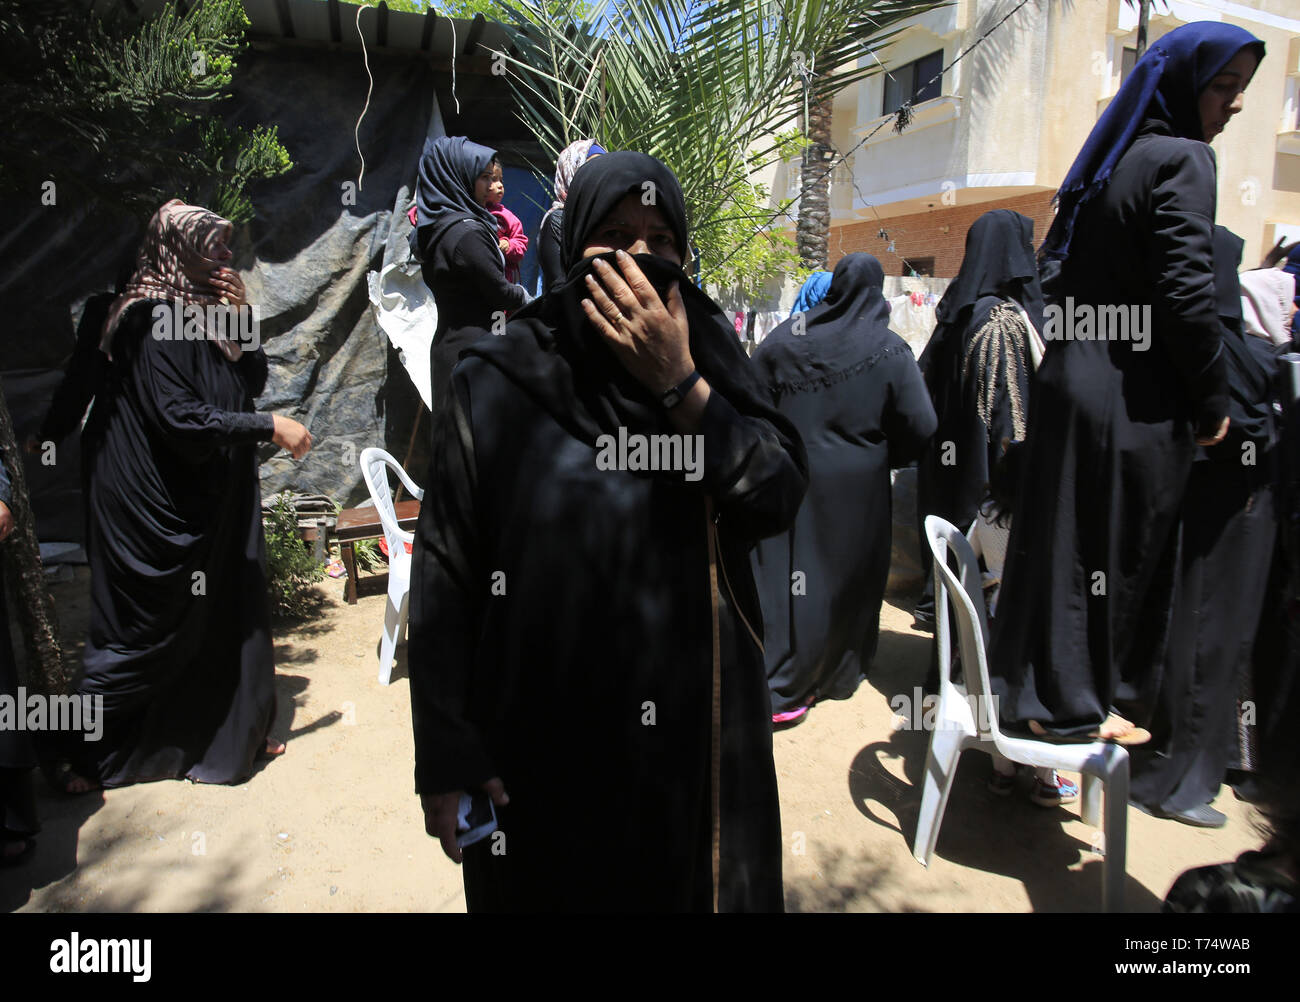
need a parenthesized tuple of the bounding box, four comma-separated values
(829, 190, 1055, 278)
(813, 0, 1300, 272)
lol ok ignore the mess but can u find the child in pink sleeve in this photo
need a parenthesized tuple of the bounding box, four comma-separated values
(482, 162, 527, 284)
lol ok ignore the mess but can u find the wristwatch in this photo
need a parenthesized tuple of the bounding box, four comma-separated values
(660, 370, 701, 409)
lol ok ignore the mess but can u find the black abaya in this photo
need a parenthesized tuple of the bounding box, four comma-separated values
(1129, 226, 1278, 811)
(915, 211, 1045, 622)
(990, 120, 1227, 734)
(0, 458, 39, 840)
(71, 301, 277, 786)
(538, 210, 565, 294)
(407, 152, 808, 912)
(751, 254, 936, 713)
(421, 223, 530, 411)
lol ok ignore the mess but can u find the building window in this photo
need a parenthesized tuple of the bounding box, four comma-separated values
(1120, 46, 1138, 85)
(882, 50, 944, 115)
(902, 257, 935, 277)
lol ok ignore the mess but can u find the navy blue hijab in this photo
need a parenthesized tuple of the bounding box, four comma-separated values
(1041, 21, 1264, 261)
(409, 135, 499, 262)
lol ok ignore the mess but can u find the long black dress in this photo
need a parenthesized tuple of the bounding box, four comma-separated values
(915, 211, 1045, 624)
(71, 301, 277, 786)
(421, 222, 530, 412)
(751, 253, 936, 713)
(407, 152, 808, 912)
(1129, 226, 1278, 812)
(537, 210, 565, 294)
(0, 458, 39, 843)
(990, 120, 1227, 734)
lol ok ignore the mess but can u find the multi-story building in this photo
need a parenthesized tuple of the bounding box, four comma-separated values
(772, 0, 1300, 279)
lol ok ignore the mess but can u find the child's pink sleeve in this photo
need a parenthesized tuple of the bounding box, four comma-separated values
(498, 206, 528, 264)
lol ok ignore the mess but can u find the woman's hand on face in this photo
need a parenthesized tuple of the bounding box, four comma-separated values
(0, 501, 13, 543)
(581, 250, 693, 393)
(271, 415, 313, 460)
(210, 267, 247, 308)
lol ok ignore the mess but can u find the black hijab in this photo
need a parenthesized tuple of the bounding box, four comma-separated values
(933, 210, 1045, 334)
(754, 253, 897, 393)
(409, 135, 499, 261)
(460, 152, 803, 469)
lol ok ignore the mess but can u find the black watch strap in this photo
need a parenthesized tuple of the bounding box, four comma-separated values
(660, 370, 701, 409)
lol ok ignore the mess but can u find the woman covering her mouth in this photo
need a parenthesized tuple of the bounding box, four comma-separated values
(406, 152, 807, 912)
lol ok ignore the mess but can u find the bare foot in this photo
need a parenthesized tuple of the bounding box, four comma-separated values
(1, 837, 35, 865)
(62, 772, 99, 795)
(1027, 716, 1150, 745)
(264, 738, 286, 756)
(1096, 713, 1135, 740)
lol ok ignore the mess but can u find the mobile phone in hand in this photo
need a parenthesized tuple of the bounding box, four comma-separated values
(455, 791, 498, 849)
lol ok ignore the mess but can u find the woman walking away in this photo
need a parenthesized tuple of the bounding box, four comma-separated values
(410, 136, 531, 410)
(751, 253, 935, 727)
(408, 152, 807, 912)
(60, 200, 309, 791)
(536, 139, 605, 294)
(914, 210, 1046, 629)
(989, 22, 1266, 744)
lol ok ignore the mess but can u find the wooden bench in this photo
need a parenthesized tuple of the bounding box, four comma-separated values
(334, 500, 421, 604)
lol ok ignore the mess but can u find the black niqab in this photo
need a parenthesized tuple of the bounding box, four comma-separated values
(462, 151, 801, 470)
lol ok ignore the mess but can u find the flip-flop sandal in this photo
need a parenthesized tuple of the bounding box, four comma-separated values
(1024, 720, 1152, 746)
(772, 705, 810, 728)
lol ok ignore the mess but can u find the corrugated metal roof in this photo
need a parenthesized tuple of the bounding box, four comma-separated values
(88, 0, 513, 59)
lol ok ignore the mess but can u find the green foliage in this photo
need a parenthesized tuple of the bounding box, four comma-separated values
(0, 0, 292, 223)
(351, 538, 385, 573)
(492, 0, 943, 297)
(264, 493, 325, 619)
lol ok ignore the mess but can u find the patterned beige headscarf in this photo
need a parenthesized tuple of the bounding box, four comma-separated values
(101, 199, 239, 360)
(539, 139, 602, 234)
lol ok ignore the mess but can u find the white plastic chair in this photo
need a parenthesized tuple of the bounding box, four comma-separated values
(915, 515, 1130, 913)
(359, 448, 425, 685)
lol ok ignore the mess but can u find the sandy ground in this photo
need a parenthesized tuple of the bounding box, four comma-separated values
(2, 566, 1262, 913)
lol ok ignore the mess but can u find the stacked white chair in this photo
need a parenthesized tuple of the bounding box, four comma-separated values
(358, 448, 425, 685)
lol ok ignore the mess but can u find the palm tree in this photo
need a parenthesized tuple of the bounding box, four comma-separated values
(797, 88, 834, 270)
(491, 0, 946, 292)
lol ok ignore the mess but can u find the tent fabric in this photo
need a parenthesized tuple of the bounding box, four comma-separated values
(0, 47, 450, 510)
